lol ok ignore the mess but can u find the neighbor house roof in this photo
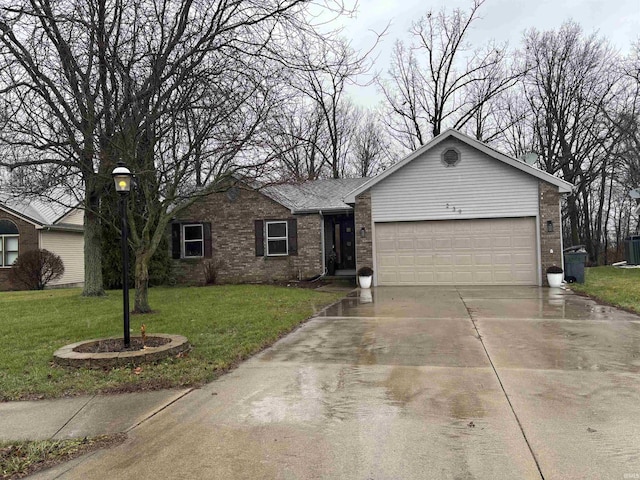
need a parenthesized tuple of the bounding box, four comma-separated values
(344, 129, 574, 203)
(0, 192, 83, 231)
(262, 178, 370, 214)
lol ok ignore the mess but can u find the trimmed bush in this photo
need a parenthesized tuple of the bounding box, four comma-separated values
(9, 249, 65, 290)
(546, 265, 563, 274)
(357, 266, 374, 277)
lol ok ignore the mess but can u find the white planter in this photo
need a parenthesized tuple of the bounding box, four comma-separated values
(547, 272, 564, 288)
(359, 275, 372, 289)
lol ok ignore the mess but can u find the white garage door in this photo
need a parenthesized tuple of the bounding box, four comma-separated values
(375, 218, 538, 285)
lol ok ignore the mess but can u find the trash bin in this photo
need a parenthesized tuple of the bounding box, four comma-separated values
(564, 246, 587, 283)
(624, 236, 640, 265)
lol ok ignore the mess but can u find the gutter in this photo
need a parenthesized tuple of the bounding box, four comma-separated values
(291, 207, 353, 215)
(37, 224, 84, 233)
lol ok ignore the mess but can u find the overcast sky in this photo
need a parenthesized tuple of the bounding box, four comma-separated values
(337, 0, 640, 106)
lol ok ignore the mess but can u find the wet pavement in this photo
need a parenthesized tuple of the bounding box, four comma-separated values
(36, 287, 640, 479)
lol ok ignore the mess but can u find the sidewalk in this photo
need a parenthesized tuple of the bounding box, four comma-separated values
(0, 389, 192, 442)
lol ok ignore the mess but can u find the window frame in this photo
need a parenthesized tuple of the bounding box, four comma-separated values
(0, 234, 19, 268)
(265, 220, 289, 257)
(181, 223, 205, 259)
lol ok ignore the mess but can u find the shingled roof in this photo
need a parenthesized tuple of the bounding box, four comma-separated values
(0, 192, 82, 229)
(261, 178, 369, 214)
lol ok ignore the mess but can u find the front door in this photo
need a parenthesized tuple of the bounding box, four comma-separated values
(333, 215, 355, 270)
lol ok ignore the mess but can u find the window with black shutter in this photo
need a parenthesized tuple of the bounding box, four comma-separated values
(171, 222, 212, 259)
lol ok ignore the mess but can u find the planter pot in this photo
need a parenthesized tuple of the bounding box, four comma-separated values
(359, 275, 372, 289)
(547, 272, 564, 288)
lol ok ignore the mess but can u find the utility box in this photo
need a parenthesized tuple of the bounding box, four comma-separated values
(564, 246, 587, 283)
(624, 236, 640, 265)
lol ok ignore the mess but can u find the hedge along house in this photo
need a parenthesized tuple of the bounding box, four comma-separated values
(170, 178, 369, 284)
(0, 194, 85, 290)
(345, 129, 573, 287)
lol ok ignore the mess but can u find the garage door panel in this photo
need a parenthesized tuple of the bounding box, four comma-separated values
(454, 271, 474, 283)
(377, 239, 396, 251)
(453, 237, 472, 249)
(455, 254, 473, 265)
(493, 236, 512, 248)
(397, 271, 417, 283)
(375, 218, 537, 285)
(415, 254, 434, 265)
(416, 271, 435, 283)
(416, 238, 433, 250)
(397, 255, 415, 266)
(378, 271, 398, 283)
(378, 254, 398, 267)
(473, 238, 493, 249)
(435, 254, 453, 265)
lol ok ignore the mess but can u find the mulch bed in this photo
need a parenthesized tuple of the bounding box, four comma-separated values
(74, 337, 171, 353)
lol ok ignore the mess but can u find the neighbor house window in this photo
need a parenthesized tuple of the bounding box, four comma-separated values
(182, 224, 204, 258)
(266, 221, 288, 256)
(0, 219, 19, 267)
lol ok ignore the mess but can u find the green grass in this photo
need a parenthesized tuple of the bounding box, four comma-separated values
(1, 434, 125, 479)
(0, 285, 344, 401)
(570, 266, 640, 313)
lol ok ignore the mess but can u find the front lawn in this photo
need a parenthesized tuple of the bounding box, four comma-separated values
(570, 266, 640, 313)
(0, 285, 344, 401)
(1, 435, 125, 480)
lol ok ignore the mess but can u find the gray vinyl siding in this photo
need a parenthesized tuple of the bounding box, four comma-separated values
(371, 139, 539, 222)
(39, 231, 84, 286)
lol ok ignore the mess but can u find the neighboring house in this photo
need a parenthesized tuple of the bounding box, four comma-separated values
(172, 129, 573, 287)
(0, 195, 84, 290)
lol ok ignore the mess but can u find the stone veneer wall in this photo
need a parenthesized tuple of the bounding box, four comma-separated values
(172, 187, 323, 285)
(354, 192, 373, 277)
(0, 211, 39, 291)
(539, 180, 563, 286)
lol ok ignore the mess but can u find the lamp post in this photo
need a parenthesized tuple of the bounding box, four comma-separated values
(112, 162, 132, 348)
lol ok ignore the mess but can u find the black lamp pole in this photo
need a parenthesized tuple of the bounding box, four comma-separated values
(119, 191, 130, 348)
(112, 162, 132, 348)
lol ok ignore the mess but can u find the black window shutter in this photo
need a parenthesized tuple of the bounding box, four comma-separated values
(288, 218, 298, 256)
(171, 223, 181, 259)
(255, 220, 264, 257)
(203, 222, 212, 258)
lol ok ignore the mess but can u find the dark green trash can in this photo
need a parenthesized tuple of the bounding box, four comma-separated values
(624, 236, 640, 265)
(564, 248, 587, 283)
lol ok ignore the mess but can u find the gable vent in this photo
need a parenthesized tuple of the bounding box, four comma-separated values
(442, 148, 460, 167)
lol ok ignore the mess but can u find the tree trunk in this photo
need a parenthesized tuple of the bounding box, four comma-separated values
(566, 193, 581, 247)
(82, 190, 105, 296)
(134, 250, 152, 313)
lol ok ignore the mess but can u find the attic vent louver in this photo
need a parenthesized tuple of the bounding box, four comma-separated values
(442, 148, 460, 167)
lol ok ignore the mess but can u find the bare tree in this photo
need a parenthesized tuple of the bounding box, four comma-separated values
(0, 0, 355, 311)
(378, 0, 522, 149)
(351, 109, 390, 177)
(288, 35, 373, 178)
(522, 22, 627, 259)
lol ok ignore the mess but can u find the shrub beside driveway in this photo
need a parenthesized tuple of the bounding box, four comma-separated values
(570, 266, 640, 313)
(0, 285, 344, 401)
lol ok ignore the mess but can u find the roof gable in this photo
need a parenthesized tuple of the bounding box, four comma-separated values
(344, 129, 573, 203)
(0, 192, 81, 227)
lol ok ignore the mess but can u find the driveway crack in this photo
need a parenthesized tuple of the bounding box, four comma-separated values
(457, 289, 545, 480)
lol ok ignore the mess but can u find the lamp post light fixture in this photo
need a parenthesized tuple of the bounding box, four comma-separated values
(112, 162, 132, 348)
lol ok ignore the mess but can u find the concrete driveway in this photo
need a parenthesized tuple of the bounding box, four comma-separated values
(39, 287, 640, 479)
